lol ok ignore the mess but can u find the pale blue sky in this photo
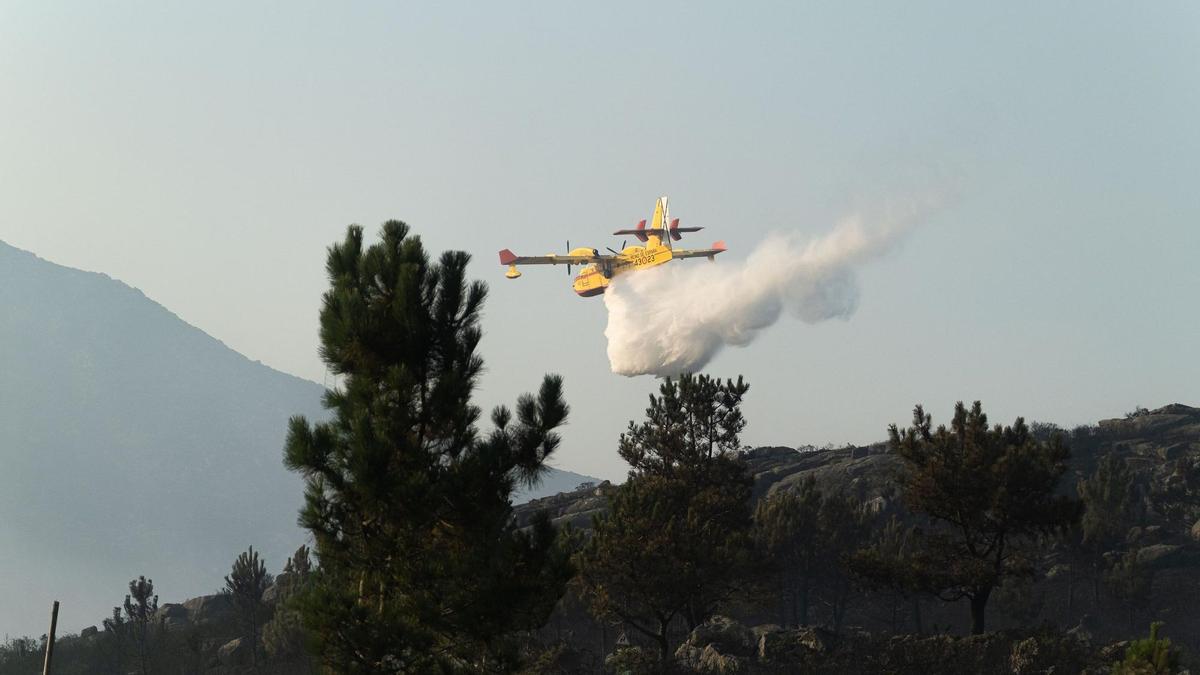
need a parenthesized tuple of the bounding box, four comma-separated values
(2, 1, 1198, 483)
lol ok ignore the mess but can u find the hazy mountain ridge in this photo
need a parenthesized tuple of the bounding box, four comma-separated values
(0, 240, 332, 636)
(0, 240, 597, 637)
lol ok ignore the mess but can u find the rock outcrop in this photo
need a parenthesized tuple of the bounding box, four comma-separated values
(217, 637, 251, 667)
(667, 616, 1109, 674)
(183, 594, 238, 626)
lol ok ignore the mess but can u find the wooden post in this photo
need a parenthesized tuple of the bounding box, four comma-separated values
(41, 600, 58, 675)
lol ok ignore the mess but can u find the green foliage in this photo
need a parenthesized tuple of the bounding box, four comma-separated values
(105, 576, 160, 675)
(1106, 551, 1155, 631)
(1114, 622, 1179, 675)
(223, 545, 273, 666)
(516, 642, 587, 675)
(603, 646, 660, 675)
(0, 636, 40, 672)
(1079, 453, 1140, 551)
(283, 222, 573, 672)
(263, 544, 316, 666)
(224, 546, 271, 602)
(815, 490, 873, 632)
(755, 477, 871, 631)
(755, 476, 823, 625)
(860, 402, 1081, 634)
(1069, 452, 1144, 618)
(577, 374, 757, 663)
(851, 515, 928, 633)
(617, 373, 749, 475)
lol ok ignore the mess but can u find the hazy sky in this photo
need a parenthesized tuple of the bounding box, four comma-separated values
(2, 2, 1198, 484)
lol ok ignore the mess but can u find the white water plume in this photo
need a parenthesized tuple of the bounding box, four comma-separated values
(603, 205, 927, 377)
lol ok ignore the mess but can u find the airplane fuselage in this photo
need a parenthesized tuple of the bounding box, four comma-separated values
(572, 242, 674, 297)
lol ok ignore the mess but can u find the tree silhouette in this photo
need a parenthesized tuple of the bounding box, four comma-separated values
(756, 477, 870, 633)
(754, 476, 824, 626)
(577, 374, 757, 663)
(861, 402, 1081, 634)
(109, 576, 159, 675)
(1073, 452, 1142, 608)
(263, 545, 316, 669)
(284, 222, 572, 672)
(223, 546, 272, 667)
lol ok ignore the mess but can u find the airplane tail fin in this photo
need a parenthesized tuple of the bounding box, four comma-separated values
(652, 196, 670, 249)
(612, 197, 703, 244)
(650, 197, 666, 232)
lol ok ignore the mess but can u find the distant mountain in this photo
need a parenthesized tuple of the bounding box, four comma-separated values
(0, 240, 597, 637)
(0, 241, 328, 636)
(516, 466, 602, 503)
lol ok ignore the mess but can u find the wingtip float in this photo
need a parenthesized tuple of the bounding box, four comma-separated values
(497, 196, 727, 297)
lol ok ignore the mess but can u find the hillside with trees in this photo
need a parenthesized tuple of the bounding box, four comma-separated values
(520, 402, 1200, 673)
(3, 226, 1199, 674)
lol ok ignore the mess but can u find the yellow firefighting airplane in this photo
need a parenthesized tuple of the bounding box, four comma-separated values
(499, 197, 726, 297)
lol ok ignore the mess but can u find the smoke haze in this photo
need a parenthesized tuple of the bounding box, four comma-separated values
(603, 204, 928, 377)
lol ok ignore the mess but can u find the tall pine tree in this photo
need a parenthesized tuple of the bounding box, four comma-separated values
(284, 222, 572, 672)
(576, 375, 757, 663)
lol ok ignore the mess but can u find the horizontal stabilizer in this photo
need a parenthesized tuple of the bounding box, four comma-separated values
(612, 227, 703, 235)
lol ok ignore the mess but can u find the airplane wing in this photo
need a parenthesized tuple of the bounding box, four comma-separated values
(498, 249, 614, 266)
(671, 241, 728, 260)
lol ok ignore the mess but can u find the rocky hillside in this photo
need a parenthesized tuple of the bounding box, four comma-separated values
(518, 404, 1200, 533)
(519, 404, 1200, 660)
(610, 614, 1129, 674)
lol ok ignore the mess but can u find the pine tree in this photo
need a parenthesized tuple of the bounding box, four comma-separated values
(1115, 621, 1179, 675)
(1106, 551, 1155, 632)
(263, 545, 316, 669)
(114, 576, 159, 675)
(223, 546, 272, 667)
(816, 491, 872, 635)
(755, 478, 871, 633)
(753, 477, 823, 626)
(101, 606, 127, 675)
(853, 516, 925, 634)
(1075, 452, 1141, 606)
(616, 374, 749, 477)
(576, 374, 757, 663)
(1080, 453, 1139, 554)
(284, 222, 572, 672)
(864, 402, 1081, 634)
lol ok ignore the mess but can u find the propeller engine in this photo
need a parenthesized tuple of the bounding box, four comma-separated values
(606, 239, 628, 255)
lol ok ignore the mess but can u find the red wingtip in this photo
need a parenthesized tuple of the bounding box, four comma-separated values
(713, 240, 726, 251)
(499, 249, 517, 265)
